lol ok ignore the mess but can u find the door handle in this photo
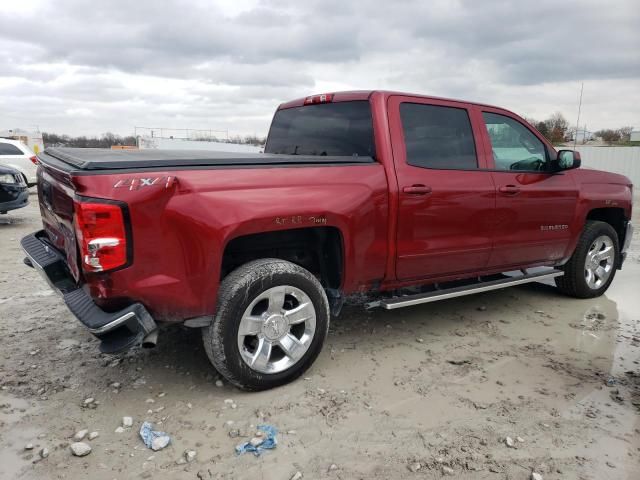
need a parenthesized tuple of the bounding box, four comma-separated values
(402, 184, 432, 195)
(498, 185, 520, 195)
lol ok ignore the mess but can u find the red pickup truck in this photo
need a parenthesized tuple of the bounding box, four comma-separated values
(22, 91, 633, 390)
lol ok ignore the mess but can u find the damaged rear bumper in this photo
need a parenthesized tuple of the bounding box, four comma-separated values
(21, 231, 157, 353)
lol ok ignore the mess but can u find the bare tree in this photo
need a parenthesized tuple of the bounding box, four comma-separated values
(545, 112, 569, 144)
(618, 126, 633, 142)
(594, 129, 622, 145)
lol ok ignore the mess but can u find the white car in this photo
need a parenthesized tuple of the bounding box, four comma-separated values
(0, 138, 38, 186)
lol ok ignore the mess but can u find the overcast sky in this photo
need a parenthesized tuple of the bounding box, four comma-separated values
(1, 0, 638, 137)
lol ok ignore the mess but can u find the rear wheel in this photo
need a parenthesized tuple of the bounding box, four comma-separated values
(202, 259, 330, 390)
(555, 220, 619, 298)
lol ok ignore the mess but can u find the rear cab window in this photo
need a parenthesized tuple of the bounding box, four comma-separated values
(265, 101, 375, 159)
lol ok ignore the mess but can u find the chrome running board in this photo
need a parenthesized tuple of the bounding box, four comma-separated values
(374, 269, 564, 310)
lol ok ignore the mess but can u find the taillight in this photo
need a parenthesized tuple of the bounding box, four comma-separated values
(30, 155, 39, 165)
(74, 200, 128, 273)
(303, 93, 333, 105)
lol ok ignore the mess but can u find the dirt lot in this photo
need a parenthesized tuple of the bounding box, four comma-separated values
(1, 199, 639, 480)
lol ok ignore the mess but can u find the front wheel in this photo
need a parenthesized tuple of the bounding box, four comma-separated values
(555, 220, 619, 298)
(202, 259, 330, 391)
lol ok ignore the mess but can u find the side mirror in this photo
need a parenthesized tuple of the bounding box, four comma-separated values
(555, 150, 581, 171)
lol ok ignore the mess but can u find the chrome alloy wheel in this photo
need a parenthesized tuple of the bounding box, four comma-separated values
(584, 235, 615, 290)
(237, 285, 316, 374)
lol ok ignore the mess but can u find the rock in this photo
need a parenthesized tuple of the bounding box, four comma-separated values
(416, 337, 424, 343)
(228, 429, 240, 438)
(516, 436, 525, 443)
(70, 442, 92, 457)
(477, 305, 487, 311)
(39, 447, 49, 459)
(196, 470, 212, 480)
(606, 461, 615, 468)
(447, 359, 470, 365)
(328, 464, 338, 471)
(115, 427, 125, 433)
(290, 472, 303, 480)
(73, 429, 88, 441)
(83, 397, 94, 405)
(145, 398, 155, 404)
(215, 380, 223, 387)
(249, 437, 264, 447)
(408, 462, 421, 472)
(442, 465, 455, 475)
(122, 416, 133, 427)
(531, 473, 543, 480)
(224, 399, 234, 404)
(24, 443, 34, 450)
(505, 436, 515, 448)
(88, 431, 99, 440)
(110, 382, 121, 388)
(151, 435, 171, 451)
(184, 450, 197, 463)
(158, 392, 166, 398)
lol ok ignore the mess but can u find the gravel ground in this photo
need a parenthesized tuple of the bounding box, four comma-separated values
(1, 198, 639, 480)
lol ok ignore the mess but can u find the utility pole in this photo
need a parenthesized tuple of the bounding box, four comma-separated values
(573, 82, 584, 151)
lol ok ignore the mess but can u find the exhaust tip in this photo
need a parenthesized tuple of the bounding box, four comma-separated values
(141, 329, 158, 348)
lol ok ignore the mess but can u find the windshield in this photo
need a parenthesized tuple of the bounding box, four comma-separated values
(265, 101, 375, 157)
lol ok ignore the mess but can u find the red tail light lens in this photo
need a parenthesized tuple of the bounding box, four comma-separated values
(30, 155, 39, 165)
(74, 200, 128, 273)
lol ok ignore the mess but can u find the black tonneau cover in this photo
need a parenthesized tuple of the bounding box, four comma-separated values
(39, 147, 374, 171)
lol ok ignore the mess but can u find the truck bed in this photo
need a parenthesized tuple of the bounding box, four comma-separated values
(39, 147, 374, 171)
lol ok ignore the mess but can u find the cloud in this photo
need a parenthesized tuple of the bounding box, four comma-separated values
(0, 0, 638, 136)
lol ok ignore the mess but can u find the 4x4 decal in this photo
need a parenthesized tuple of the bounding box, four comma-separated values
(113, 176, 177, 191)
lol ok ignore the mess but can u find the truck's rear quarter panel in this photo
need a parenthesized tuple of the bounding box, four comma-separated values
(68, 164, 389, 321)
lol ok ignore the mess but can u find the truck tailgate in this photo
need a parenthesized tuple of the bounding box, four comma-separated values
(37, 159, 81, 282)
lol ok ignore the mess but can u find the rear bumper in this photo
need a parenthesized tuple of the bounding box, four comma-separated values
(21, 231, 157, 353)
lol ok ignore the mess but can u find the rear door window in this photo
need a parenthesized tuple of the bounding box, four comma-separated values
(265, 101, 375, 158)
(0, 143, 24, 155)
(399, 103, 477, 170)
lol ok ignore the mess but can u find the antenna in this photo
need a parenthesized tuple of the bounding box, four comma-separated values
(573, 82, 584, 151)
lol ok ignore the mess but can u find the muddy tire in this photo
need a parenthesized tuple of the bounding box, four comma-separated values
(555, 220, 619, 298)
(202, 259, 330, 391)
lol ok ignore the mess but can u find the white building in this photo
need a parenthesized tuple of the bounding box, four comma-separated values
(0, 128, 45, 154)
(0, 128, 44, 154)
(630, 131, 640, 142)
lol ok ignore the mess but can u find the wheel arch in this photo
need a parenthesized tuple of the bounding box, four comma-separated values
(585, 207, 627, 248)
(220, 226, 345, 291)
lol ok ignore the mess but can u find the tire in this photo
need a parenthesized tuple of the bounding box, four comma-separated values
(202, 259, 330, 391)
(555, 220, 619, 298)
